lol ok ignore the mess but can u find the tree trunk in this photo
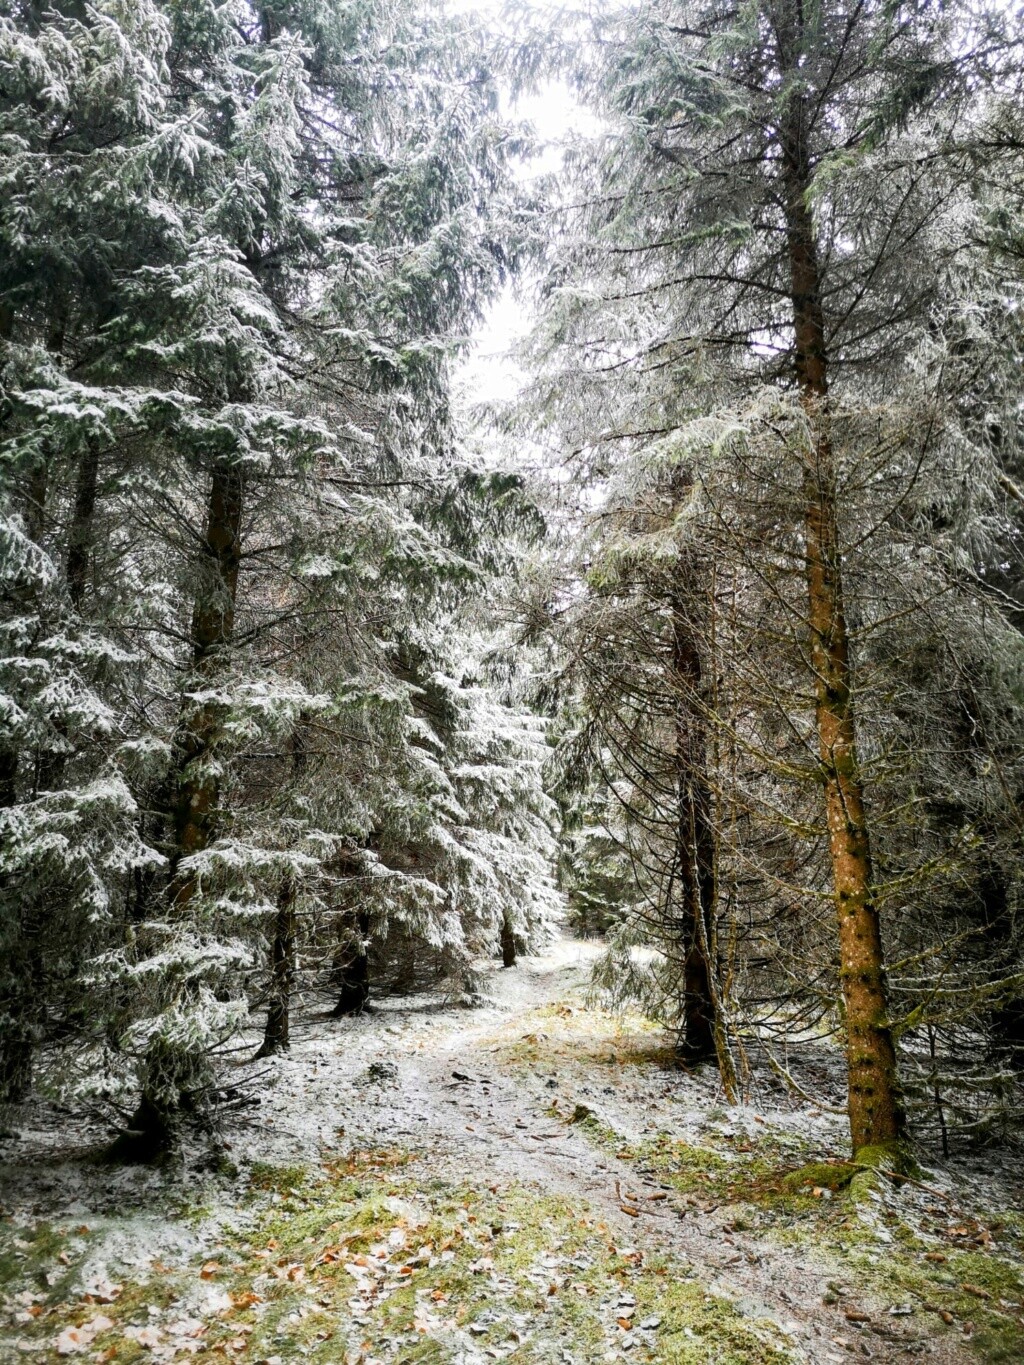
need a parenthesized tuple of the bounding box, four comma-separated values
(500, 914, 517, 968)
(332, 910, 371, 1016)
(0, 1015, 36, 1109)
(66, 439, 100, 610)
(256, 877, 296, 1057)
(670, 595, 733, 1091)
(168, 463, 243, 899)
(24, 461, 47, 549)
(35, 436, 97, 789)
(109, 465, 243, 1161)
(777, 55, 905, 1156)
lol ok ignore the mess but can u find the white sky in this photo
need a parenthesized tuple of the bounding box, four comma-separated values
(455, 74, 590, 410)
(440, 0, 600, 408)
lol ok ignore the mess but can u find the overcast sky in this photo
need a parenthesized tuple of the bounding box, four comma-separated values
(441, 0, 598, 408)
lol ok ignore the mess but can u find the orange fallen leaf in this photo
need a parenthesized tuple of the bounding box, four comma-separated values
(200, 1261, 220, 1280)
(616, 1317, 633, 1331)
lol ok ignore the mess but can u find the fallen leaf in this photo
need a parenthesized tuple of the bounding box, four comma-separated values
(200, 1261, 220, 1280)
(127, 1325, 163, 1348)
(962, 1283, 992, 1300)
(616, 1317, 633, 1331)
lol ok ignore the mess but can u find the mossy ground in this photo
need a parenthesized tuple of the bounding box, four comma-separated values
(573, 1075, 1024, 1363)
(485, 991, 1024, 1363)
(0, 1149, 791, 1364)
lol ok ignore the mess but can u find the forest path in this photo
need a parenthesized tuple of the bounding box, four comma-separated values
(281, 935, 975, 1364)
(2, 936, 1001, 1363)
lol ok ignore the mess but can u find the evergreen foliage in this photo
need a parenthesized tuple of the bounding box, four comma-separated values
(0, 0, 553, 1150)
(519, 0, 1024, 1151)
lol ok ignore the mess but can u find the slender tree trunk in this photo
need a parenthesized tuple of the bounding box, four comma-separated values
(257, 877, 296, 1057)
(110, 464, 243, 1160)
(670, 594, 732, 1087)
(500, 913, 517, 968)
(778, 64, 905, 1156)
(168, 462, 243, 898)
(66, 439, 100, 610)
(0, 751, 16, 809)
(24, 463, 47, 549)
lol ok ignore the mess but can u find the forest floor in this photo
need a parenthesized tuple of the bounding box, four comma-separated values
(1, 936, 1023, 1365)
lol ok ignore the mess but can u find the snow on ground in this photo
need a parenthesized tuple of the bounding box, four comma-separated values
(2, 937, 1022, 1364)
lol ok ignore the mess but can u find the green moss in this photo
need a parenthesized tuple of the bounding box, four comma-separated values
(247, 1160, 311, 1194)
(570, 1098, 1024, 1364)
(0, 1220, 87, 1301)
(781, 1160, 857, 1193)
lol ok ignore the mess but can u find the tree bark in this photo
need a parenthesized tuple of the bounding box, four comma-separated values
(110, 464, 243, 1159)
(332, 910, 371, 1016)
(66, 439, 100, 610)
(777, 36, 905, 1155)
(500, 913, 517, 968)
(168, 463, 243, 897)
(256, 877, 296, 1057)
(670, 594, 734, 1091)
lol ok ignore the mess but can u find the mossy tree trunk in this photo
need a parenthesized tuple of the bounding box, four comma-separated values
(671, 597, 718, 1066)
(168, 461, 243, 901)
(66, 439, 99, 612)
(112, 462, 244, 1159)
(670, 592, 736, 1098)
(776, 16, 905, 1156)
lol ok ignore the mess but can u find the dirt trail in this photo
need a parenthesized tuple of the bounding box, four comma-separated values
(2, 936, 1008, 1363)
(256, 937, 974, 1364)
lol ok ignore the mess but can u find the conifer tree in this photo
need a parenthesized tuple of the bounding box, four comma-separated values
(522, 0, 1024, 1156)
